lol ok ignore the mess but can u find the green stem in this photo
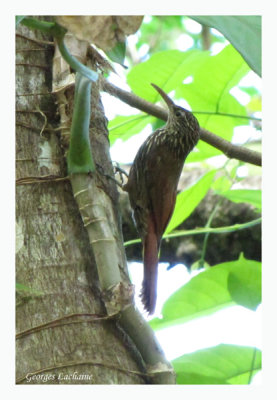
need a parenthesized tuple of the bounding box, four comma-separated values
(67, 73, 95, 174)
(20, 17, 65, 36)
(56, 36, 98, 82)
(124, 217, 261, 247)
(198, 199, 223, 268)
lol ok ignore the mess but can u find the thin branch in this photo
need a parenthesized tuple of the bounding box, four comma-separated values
(199, 199, 223, 268)
(16, 121, 53, 133)
(102, 79, 262, 167)
(16, 175, 69, 185)
(16, 32, 54, 46)
(124, 217, 261, 247)
(16, 312, 115, 339)
(201, 25, 211, 50)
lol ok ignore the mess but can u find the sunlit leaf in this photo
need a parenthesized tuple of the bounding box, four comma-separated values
(127, 49, 210, 102)
(150, 256, 261, 331)
(172, 344, 261, 384)
(228, 254, 261, 310)
(178, 45, 250, 144)
(247, 96, 262, 112)
(211, 175, 233, 194)
(108, 114, 154, 145)
(219, 189, 261, 211)
(165, 170, 217, 234)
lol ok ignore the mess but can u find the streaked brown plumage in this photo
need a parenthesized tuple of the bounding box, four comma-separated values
(124, 83, 200, 314)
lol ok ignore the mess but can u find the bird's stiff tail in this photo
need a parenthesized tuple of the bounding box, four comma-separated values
(141, 228, 159, 315)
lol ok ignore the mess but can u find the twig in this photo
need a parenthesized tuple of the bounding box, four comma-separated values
(16, 175, 69, 185)
(201, 25, 211, 50)
(16, 312, 116, 339)
(199, 199, 223, 268)
(124, 217, 261, 247)
(102, 79, 262, 167)
(16, 32, 54, 46)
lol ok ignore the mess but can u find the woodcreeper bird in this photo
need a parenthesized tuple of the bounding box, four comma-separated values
(124, 83, 200, 314)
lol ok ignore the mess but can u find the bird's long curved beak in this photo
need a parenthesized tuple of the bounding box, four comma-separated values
(151, 83, 175, 109)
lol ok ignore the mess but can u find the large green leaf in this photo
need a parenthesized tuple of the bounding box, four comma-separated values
(219, 189, 261, 211)
(189, 16, 261, 76)
(165, 170, 217, 234)
(108, 114, 153, 145)
(177, 45, 249, 116)
(228, 255, 261, 310)
(178, 44, 250, 152)
(127, 49, 210, 101)
(150, 256, 261, 331)
(172, 344, 261, 384)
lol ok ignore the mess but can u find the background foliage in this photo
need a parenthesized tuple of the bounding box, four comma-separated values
(106, 16, 261, 384)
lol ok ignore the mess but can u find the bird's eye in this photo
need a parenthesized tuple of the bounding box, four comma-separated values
(175, 110, 182, 117)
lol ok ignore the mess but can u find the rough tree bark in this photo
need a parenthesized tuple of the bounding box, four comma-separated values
(16, 21, 147, 384)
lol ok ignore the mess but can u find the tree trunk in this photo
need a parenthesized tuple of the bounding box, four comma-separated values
(16, 20, 146, 385)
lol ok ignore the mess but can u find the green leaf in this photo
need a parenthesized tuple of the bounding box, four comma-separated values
(228, 254, 261, 310)
(106, 41, 126, 65)
(219, 189, 261, 211)
(127, 49, 210, 101)
(189, 16, 261, 76)
(150, 256, 261, 331)
(165, 170, 217, 234)
(247, 95, 262, 113)
(178, 44, 250, 150)
(179, 44, 249, 116)
(108, 114, 153, 145)
(172, 344, 261, 384)
(211, 175, 233, 194)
